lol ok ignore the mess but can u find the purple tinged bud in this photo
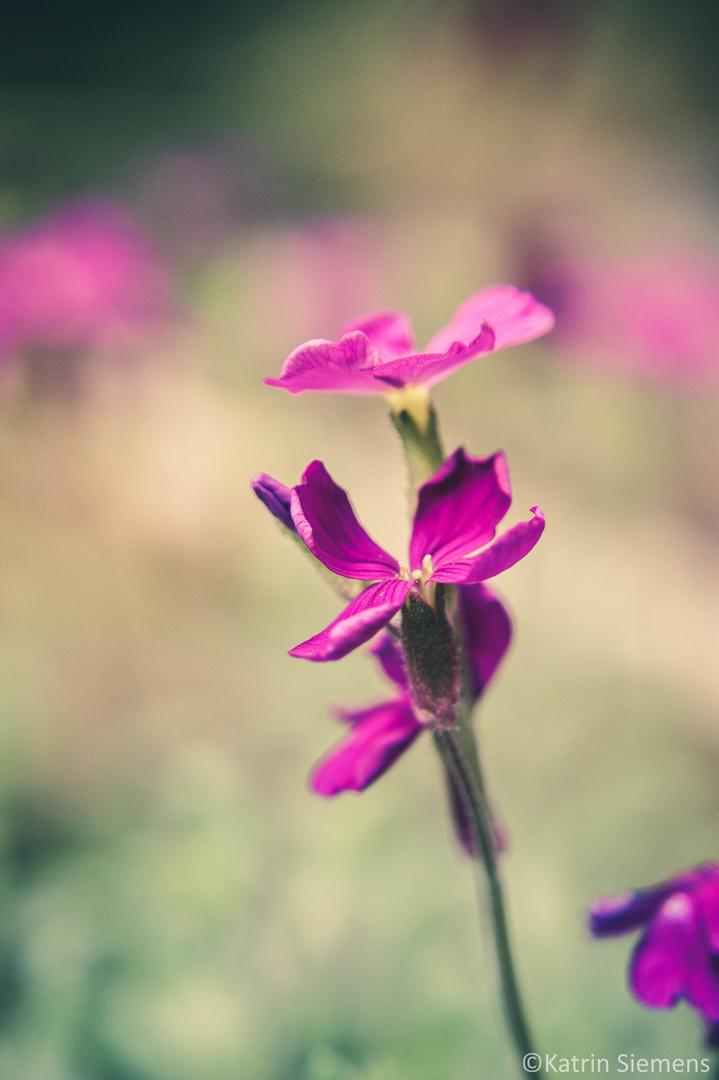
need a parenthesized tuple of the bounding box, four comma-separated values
(251, 473, 296, 533)
(444, 757, 508, 859)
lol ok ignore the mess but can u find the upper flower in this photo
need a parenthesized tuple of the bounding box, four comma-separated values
(264, 284, 554, 396)
(0, 198, 172, 360)
(286, 447, 544, 662)
(589, 864, 719, 1021)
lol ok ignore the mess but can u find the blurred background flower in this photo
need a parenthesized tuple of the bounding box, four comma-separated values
(0, 1, 719, 1078)
(0, 198, 173, 398)
(524, 244, 719, 387)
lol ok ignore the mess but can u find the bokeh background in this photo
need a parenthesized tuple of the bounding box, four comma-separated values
(2, 1, 719, 1077)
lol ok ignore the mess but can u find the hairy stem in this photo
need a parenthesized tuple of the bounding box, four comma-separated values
(391, 403, 445, 489)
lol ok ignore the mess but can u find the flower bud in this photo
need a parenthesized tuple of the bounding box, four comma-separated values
(251, 473, 296, 533)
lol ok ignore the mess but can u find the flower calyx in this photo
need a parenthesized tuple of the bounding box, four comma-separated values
(401, 587, 459, 728)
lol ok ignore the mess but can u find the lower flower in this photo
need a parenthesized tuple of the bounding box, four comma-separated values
(310, 584, 512, 855)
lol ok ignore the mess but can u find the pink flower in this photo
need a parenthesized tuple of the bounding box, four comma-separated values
(286, 447, 544, 662)
(538, 249, 719, 387)
(264, 285, 554, 396)
(589, 864, 719, 1021)
(0, 199, 172, 361)
(256, 217, 393, 349)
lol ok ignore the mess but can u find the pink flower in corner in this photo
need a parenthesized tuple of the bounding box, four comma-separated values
(264, 285, 554, 396)
(589, 864, 719, 1021)
(0, 199, 172, 361)
(312, 583, 511, 806)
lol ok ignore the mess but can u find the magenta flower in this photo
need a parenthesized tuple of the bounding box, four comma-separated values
(264, 285, 554, 396)
(0, 198, 171, 361)
(287, 447, 544, 662)
(589, 864, 719, 1021)
(311, 583, 511, 799)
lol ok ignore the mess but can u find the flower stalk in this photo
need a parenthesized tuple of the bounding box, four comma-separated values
(391, 402, 445, 489)
(393, 410, 541, 1078)
(257, 284, 554, 1079)
(433, 725, 541, 1078)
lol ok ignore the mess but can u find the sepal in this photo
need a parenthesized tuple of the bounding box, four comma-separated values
(401, 587, 459, 726)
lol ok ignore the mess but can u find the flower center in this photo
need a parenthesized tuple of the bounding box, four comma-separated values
(384, 382, 431, 431)
(409, 554, 435, 603)
(417, 553, 434, 588)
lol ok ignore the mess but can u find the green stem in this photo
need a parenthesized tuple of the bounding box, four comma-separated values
(391, 395, 539, 1076)
(433, 728, 541, 1079)
(390, 403, 445, 489)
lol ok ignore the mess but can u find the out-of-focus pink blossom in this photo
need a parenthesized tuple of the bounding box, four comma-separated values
(536, 249, 719, 387)
(0, 199, 172, 362)
(257, 217, 393, 350)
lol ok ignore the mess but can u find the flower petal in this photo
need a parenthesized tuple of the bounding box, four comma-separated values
(373, 323, 495, 390)
(369, 632, 408, 690)
(265, 330, 387, 395)
(630, 893, 719, 1020)
(291, 460, 399, 580)
(332, 699, 402, 726)
(409, 449, 512, 573)
(289, 579, 412, 662)
(699, 877, 719, 955)
(424, 284, 555, 355)
(588, 866, 719, 938)
(341, 310, 415, 363)
(251, 473, 296, 533)
(458, 583, 512, 701)
(589, 885, 676, 938)
(310, 699, 423, 795)
(432, 507, 545, 583)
